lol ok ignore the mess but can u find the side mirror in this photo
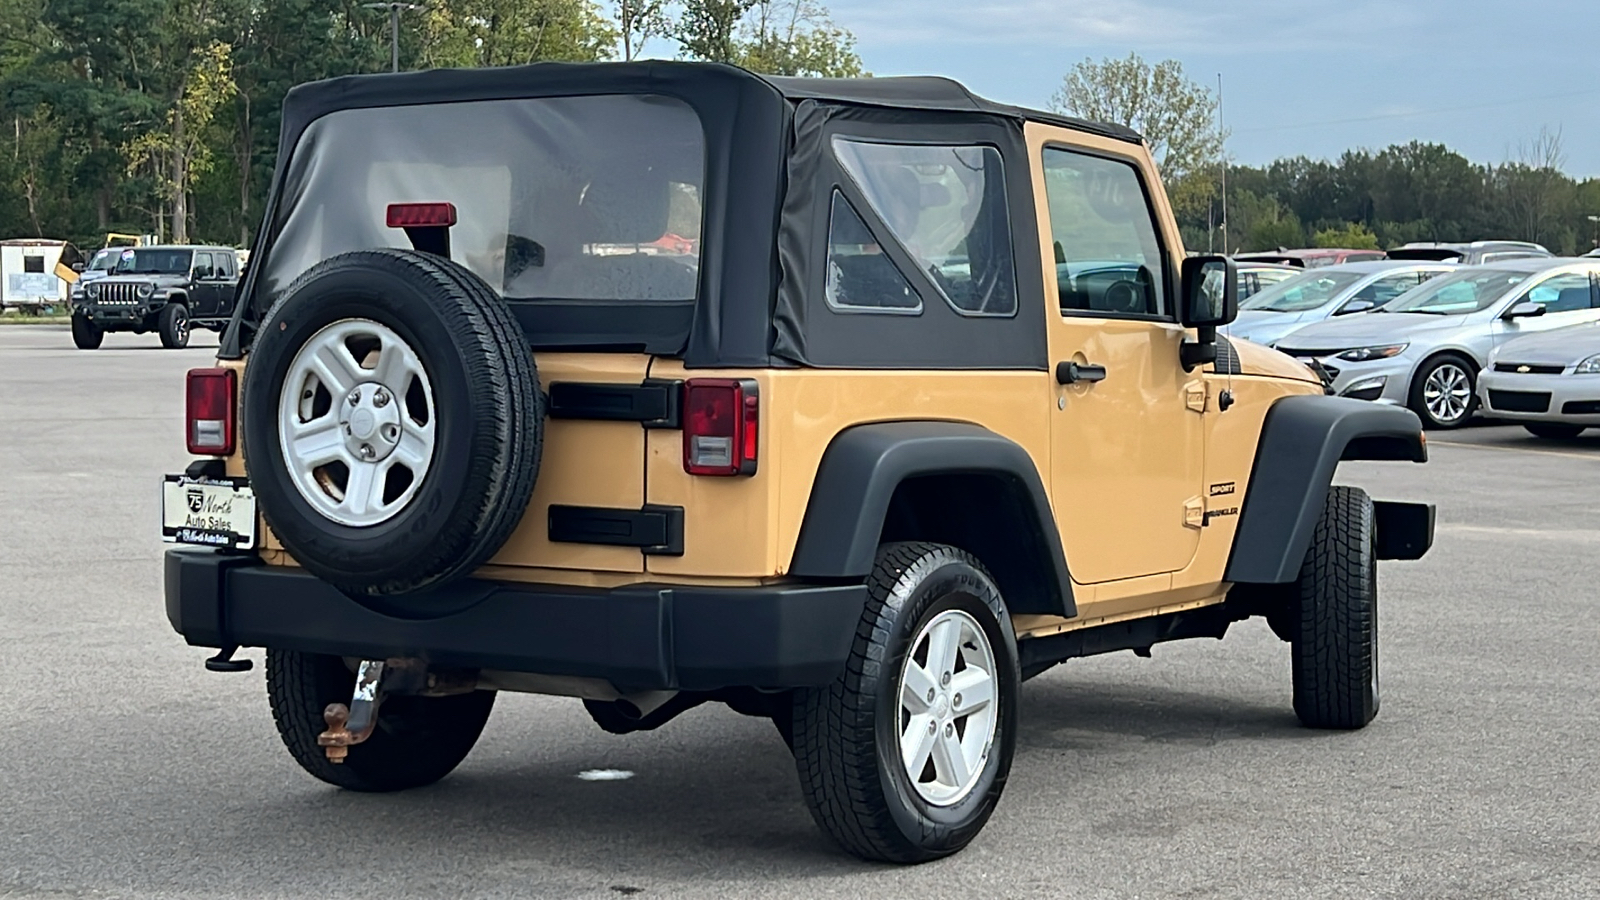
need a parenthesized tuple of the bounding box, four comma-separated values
(71, 262, 86, 273)
(1503, 300, 1546, 320)
(1180, 256, 1238, 328)
(1337, 300, 1376, 316)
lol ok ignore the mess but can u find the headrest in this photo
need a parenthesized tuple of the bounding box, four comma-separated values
(579, 167, 671, 244)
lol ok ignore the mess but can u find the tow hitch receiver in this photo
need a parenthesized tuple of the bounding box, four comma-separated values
(316, 658, 479, 762)
(318, 659, 387, 763)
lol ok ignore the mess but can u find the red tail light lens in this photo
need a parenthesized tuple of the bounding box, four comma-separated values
(683, 379, 758, 476)
(186, 367, 236, 456)
(386, 202, 458, 228)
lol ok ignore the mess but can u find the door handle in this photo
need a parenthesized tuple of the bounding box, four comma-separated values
(1055, 361, 1107, 385)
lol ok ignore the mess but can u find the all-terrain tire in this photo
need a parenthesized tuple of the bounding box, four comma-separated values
(242, 249, 542, 597)
(71, 313, 103, 350)
(158, 303, 190, 349)
(265, 649, 495, 792)
(1291, 486, 1379, 729)
(792, 542, 1019, 863)
(1525, 423, 1585, 439)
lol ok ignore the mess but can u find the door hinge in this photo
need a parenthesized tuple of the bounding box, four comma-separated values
(1185, 379, 1208, 413)
(1183, 496, 1205, 529)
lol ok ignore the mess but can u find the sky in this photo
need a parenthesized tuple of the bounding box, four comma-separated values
(822, 0, 1600, 177)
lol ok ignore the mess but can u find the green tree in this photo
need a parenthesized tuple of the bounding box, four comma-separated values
(124, 40, 237, 243)
(1050, 53, 1223, 181)
(738, 0, 863, 77)
(675, 0, 754, 63)
(1312, 222, 1380, 250)
(422, 0, 615, 69)
(615, 0, 670, 61)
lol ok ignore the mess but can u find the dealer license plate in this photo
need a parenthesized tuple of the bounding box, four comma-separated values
(161, 475, 257, 550)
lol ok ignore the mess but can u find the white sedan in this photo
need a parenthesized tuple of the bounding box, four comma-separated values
(1478, 321, 1600, 438)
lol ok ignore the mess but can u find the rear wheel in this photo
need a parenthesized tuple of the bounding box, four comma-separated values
(1525, 423, 1585, 439)
(1408, 354, 1475, 429)
(265, 649, 495, 792)
(70, 313, 103, 350)
(792, 542, 1019, 863)
(1291, 486, 1379, 730)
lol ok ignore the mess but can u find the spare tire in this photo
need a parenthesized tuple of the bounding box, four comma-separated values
(242, 249, 542, 597)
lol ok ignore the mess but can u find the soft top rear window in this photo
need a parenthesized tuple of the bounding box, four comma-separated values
(262, 94, 705, 308)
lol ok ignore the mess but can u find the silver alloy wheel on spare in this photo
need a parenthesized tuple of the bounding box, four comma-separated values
(277, 318, 436, 528)
(1422, 362, 1471, 424)
(896, 608, 999, 807)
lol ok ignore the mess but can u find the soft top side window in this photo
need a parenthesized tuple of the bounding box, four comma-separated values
(832, 138, 1018, 317)
(1041, 147, 1168, 319)
(824, 190, 921, 314)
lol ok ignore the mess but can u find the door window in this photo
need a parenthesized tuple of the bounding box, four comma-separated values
(193, 253, 214, 280)
(832, 139, 1017, 317)
(1523, 273, 1596, 312)
(216, 253, 235, 279)
(1041, 148, 1167, 317)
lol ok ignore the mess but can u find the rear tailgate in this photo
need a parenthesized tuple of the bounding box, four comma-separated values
(489, 352, 651, 573)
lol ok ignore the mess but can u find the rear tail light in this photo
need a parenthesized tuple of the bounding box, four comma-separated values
(186, 367, 236, 455)
(683, 379, 758, 476)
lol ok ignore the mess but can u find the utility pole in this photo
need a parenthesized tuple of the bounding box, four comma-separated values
(363, 2, 421, 73)
(1218, 73, 1228, 256)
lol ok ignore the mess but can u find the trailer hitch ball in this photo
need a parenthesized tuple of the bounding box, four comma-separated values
(315, 659, 387, 763)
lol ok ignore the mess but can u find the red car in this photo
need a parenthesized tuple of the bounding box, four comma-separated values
(1234, 248, 1387, 268)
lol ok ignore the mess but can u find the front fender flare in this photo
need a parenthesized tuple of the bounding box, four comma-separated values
(1224, 395, 1427, 584)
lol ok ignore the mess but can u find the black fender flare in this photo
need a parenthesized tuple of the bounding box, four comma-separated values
(1224, 395, 1427, 585)
(788, 421, 1075, 617)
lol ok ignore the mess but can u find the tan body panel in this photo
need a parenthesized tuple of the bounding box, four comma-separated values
(490, 353, 652, 573)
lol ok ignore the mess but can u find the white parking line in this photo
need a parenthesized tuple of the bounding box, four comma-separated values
(1437, 524, 1600, 543)
(1427, 439, 1600, 462)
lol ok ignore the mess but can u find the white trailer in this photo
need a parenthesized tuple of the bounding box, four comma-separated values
(2, 239, 70, 313)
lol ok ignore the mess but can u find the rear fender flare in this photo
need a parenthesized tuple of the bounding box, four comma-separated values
(788, 421, 1075, 618)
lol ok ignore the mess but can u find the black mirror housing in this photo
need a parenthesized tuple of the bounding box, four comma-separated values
(1503, 300, 1546, 320)
(1181, 256, 1238, 328)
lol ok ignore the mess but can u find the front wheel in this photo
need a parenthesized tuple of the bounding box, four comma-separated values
(70, 312, 103, 350)
(265, 649, 495, 792)
(1408, 355, 1476, 429)
(158, 303, 190, 349)
(792, 542, 1019, 863)
(1291, 486, 1379, 730)
(1525, 423, 1585, 439)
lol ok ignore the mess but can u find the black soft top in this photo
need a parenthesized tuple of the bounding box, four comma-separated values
(225, 62, 1139, 364)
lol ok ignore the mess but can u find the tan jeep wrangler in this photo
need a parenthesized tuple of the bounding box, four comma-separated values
(162, 62, 1435, 863)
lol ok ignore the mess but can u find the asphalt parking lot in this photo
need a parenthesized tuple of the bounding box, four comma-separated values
(2, 325, 1597, 899)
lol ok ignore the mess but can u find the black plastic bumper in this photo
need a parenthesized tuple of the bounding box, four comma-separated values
(164, 548, 867, 691)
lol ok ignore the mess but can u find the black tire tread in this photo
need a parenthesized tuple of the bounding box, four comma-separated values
(1291, 486, 1378, 729)
(70, 313, 102, 350)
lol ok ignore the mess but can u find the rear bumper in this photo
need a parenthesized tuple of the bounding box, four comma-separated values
(165, 548, 866, 691)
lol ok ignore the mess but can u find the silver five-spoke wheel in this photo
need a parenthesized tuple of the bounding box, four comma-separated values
(278, 318, 435, 527)
(897, 608, 998, 806)
(1422, 362, 1471, 425)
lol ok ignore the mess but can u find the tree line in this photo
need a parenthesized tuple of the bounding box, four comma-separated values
(1054, 53, 1600, 256)
(0, 0, 862, 249)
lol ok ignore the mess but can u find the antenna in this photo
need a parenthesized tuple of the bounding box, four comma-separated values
(1218, 73, 1228, 257)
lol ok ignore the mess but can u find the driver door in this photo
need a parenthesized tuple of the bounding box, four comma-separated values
(1027, 123, 1205, 587)
(189, 252, 218, 317)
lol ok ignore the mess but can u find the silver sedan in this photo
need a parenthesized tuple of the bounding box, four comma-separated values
(1274, 258, 1600, 428)
(1478, 321, 1600, 437)
(1225, 261, 1452, 348)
